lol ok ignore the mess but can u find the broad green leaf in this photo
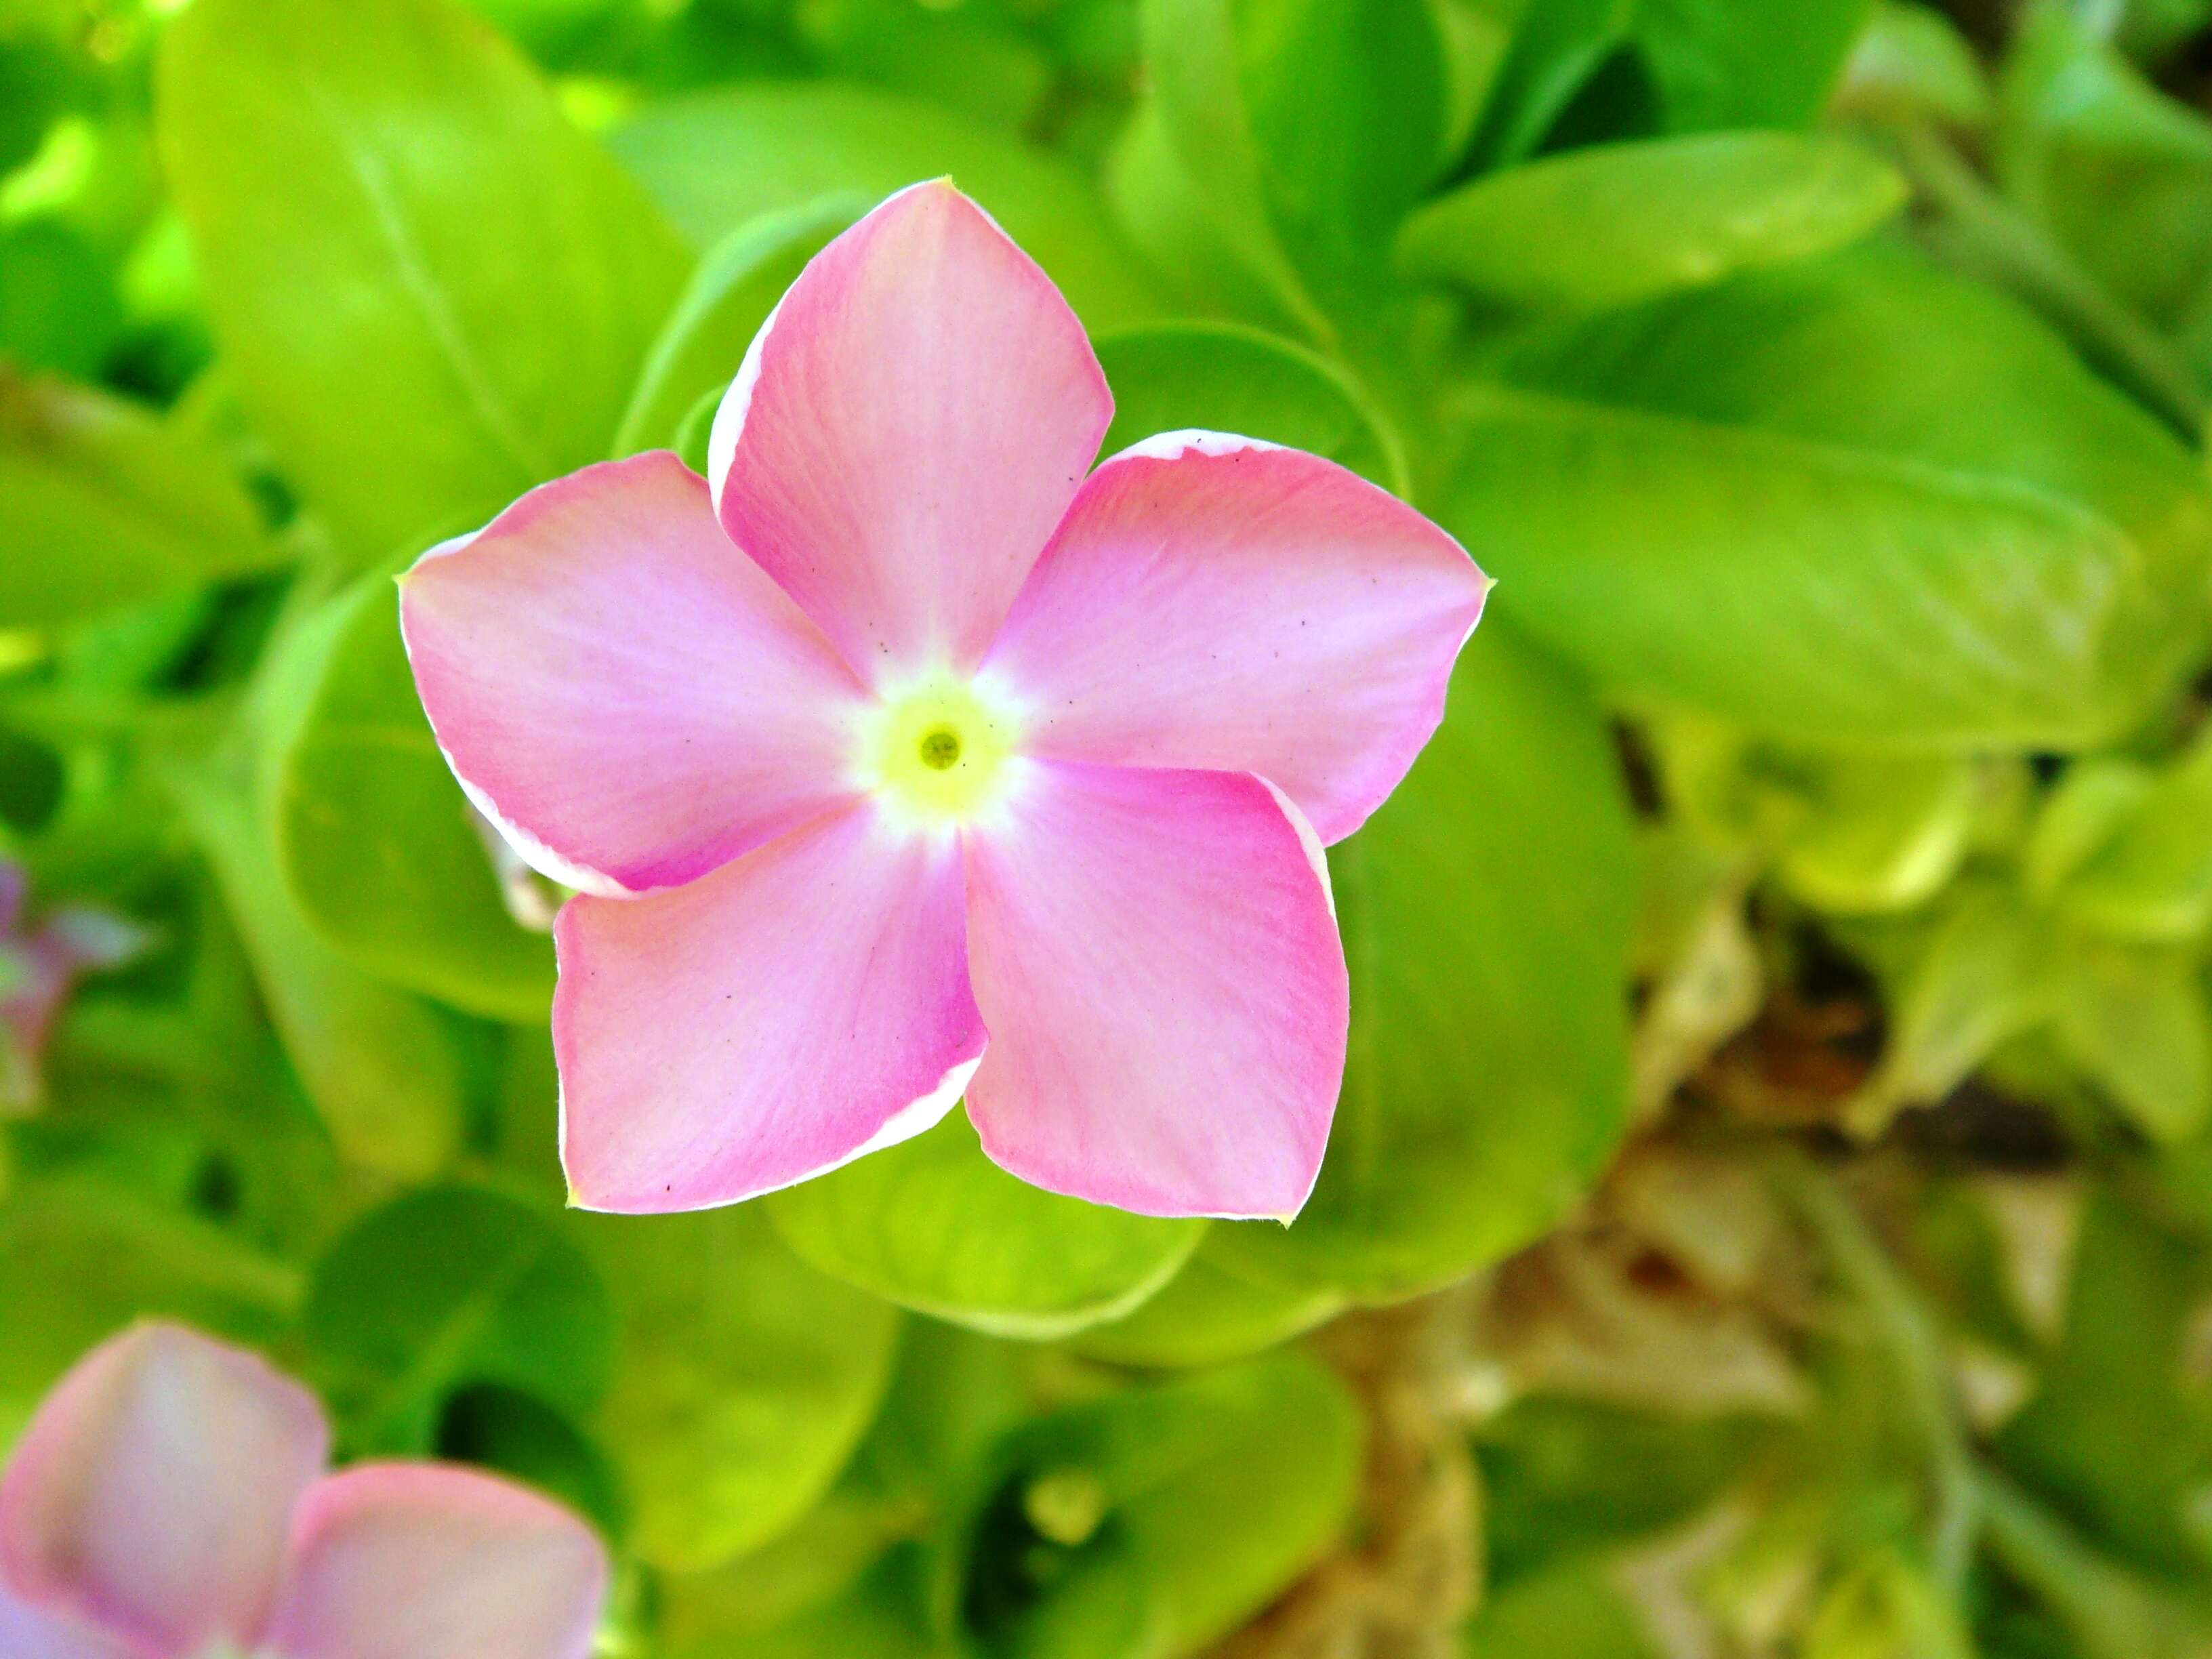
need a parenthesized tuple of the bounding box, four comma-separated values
(261, 567, 553, 1021)
(0, 221, 122, 382)
(1773, 752, 1975, 914)
(1835, 1, 1993, 129)
(609, 83, 1164, 333)
(1095, 319, 1410, 494)
(159, 0, 689, 562)
(2051, 945, 2212, 1143)
(157, 749, 464, 1179)
(1634, 0, 1875, 135)
(577, 1205, 900, 1571)
(1853, 880, 2053, 1129)
(1997, 3, 2212, 340)
(1479, 1399, 1775, 1581)
(1652, 718, 1974, 913)
(1138, 0, 1447, 320)
(0, 1174, 300, 1444)
(1469, 0, 1638, 166)
(766, 1112, 1204, 1340)
(613, 196, 866, 458)
(1, 369, 280, 630)
(1128, 0, 1331, 340)
(303, 1184, 612, 1452)
(1212, 618, 1637, 1301)
(991, 1353, 1363, 1655)
(794, 0, 1054, 134)
(1105, 99, 1325, 337)
(1071, 1240, 1345, 1368)
(1999, 1191, 2212, 1582)
(2047, 733, 2212, 943)
(1400, 131, 1904, 314)
(1446, 243, 2212, 748)
(1463, 1559, 1665, 1659)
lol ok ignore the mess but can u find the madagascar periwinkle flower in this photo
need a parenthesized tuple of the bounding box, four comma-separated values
(0, 1323, 605, 1659)
(400, 181, 1488, 1220)
(0, 865, 145, 1113)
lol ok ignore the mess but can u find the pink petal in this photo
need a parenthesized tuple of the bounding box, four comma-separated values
(556, 802, 986, 1212)
(962, 762, 1347, 1219)
(985, 434, 1489, 844)
(0, 1589, 144, 1659)
(0, 1324, 329, 1658)
(709, 180, 1113, 683)
(260, 1465, 605, 1659)
(400, 451, 869, 897)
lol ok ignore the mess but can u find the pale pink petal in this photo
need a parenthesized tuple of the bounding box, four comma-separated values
(0, 1587, 144, 1659)
(985, 434, 1488, 844)
(400, 451, 869, 897)
(0, 1324, 329, 1657)
(260, 1465, 605, 1659)
(962, 762, 1347, 1219)
(709, 180, 1112, 682)
(556, 802, 986, 1212)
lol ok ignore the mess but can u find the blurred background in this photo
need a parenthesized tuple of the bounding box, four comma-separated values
(5, 0, 2212, 1654)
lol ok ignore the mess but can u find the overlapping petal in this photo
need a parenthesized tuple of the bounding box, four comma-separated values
(0, 1324, 328, 1658)
(400, 451, 869, 896)
(962, 762, 1348, 1219)
(709, 180, 1113, 682)
(557, 802, 986, 1212)
(986, 434, 1488, 843)
(0, 1589, 142, 1659)
(261, 1466, 605, 1659)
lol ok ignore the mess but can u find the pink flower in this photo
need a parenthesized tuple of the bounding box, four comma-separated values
(399, 182, 1488, 1221)
(0, 1323, 606, 1659)
(1, 865, 146, 1113)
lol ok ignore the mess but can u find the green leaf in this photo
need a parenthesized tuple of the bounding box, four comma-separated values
(1469, 0, 1638, 167)
(1094, 319, 1410, 495)
(303, 1183, 613, 1451)
(613, 195, 867, 458)
(991, 1353, 1364, 1655)
(1136, 0, 1448, 320)
(577, 1205, 901, 1571)
(1996, 3, 2212, 342)
(610, 83, 1164, 333)
(1999, 1190, 2212, 1582)
(1479, 1399, 1776, 1582)
(1635, 0, 1875, 133)
(1400, 131, 1905, 314)
(1462, 1559, 1665, 1659)
(0, 369, 281, 630)
(2050, 945, 2212, 1143)
(261, 567, 553, 1021)
(2047, 734, 2212, 943)
(766, 1112, 1204, 1340)
(1446, 242, 2212, 748)
(159, 0, 689, 562)
(158, 747, 465, 1179)
(0, 1175, 300, 1443)
(1853, 880, 2053, 1128)
(1212, 617, 1637, 1301)
(1070, 1239, 1345, 1368)
(1834, 1, 1993, 129)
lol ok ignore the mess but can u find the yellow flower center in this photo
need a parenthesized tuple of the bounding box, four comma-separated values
(857, 671, 1022, 830)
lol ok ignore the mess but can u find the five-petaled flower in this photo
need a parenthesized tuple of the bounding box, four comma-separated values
(400, 181, 1488, 1221)
(0, 1322, 605, 1659)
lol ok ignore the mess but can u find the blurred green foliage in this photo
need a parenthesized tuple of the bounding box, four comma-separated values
(7, 0, 2212, 1653)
